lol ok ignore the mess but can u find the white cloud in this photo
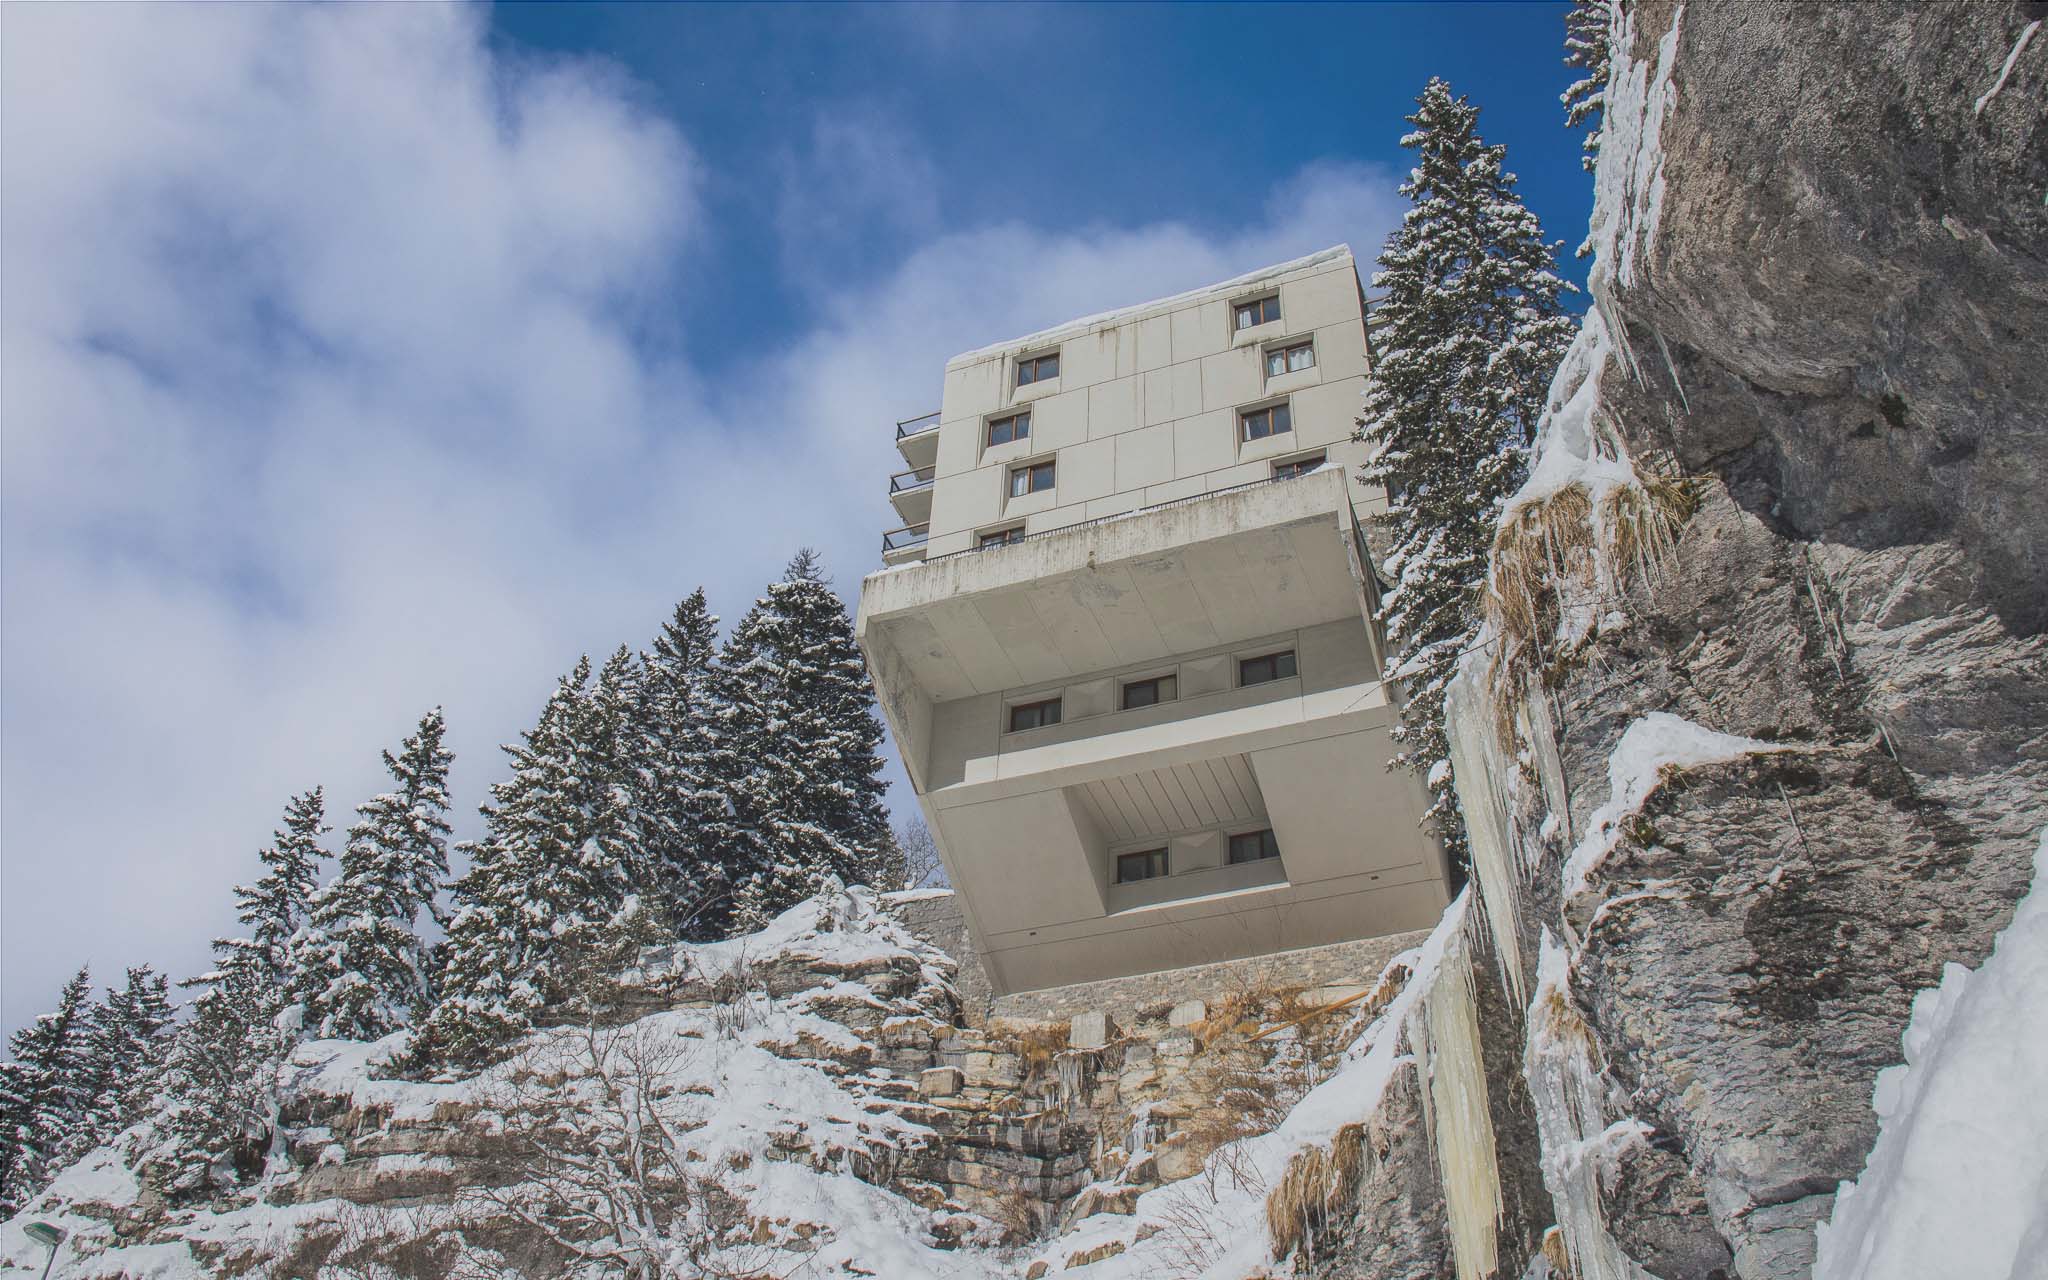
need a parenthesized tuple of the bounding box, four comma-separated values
(0, 5, 1402, 1037)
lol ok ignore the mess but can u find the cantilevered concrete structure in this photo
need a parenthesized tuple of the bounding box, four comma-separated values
(857, 247, 1449, 997)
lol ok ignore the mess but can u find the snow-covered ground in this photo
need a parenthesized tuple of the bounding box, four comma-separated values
(1813, 826, 2048, 1280)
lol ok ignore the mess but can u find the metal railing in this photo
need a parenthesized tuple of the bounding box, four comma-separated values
(881, 523, 930, 556)
(889, 466, 935, 495)
(894, 411, 940, 441)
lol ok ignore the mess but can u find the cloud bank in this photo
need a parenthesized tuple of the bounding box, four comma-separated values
(0, 4, 1402, 1036)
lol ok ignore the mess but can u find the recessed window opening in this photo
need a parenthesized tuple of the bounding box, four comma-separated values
(1008, 697, 1061, 733)
(1265, 340, 1315, 377)
(1234, 295, 1280, 330)
(979, 525, 1026, 549)
(1271, 452, 1326, 481)
(1117, 847, 1169, 883)
(1121, 673, 1177, 710)
(1228, 829, 1280, 864)
(1016, 351, 1060, 386)
(1239, 650, 1297, 686)
(1009, 459, 1056, 497)
(986, 411, 1031, 447)
(1240, 402, 1292, 442)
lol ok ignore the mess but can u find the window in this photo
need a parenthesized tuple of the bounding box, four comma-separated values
(1271, 452, 1326, 481)
(1121, 673, 1177, 710)
(979, 525, 1026, 549)
(1239, 650, 1298, 686)
(986, 411, 1031, 447)
(1016, 351, 1060, 386)
(1008, 697, 1061, 732)
(1240, 402, 1292, 442)
(1009, 459, 1056, 498)
(1117, 847, 1169, 883)
(1229, 829, 1281, 865)
(1234, 295, 1280, 330)
(1265, 341, 1315, 377)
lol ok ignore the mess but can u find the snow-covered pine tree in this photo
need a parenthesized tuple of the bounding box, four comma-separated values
(145, 950, 286, 1198)
(293, 710, 454, 1041)
(58, 966, 176, 1167)
(712, 551, 893, 929)
(223, 787, 328, 987)
(0, 967, 95, 1215)
(416, 657, 648, 1063)
(1355, 78, 1578, 870)
(1562, 0, 1613, 175)
(636, 589, 731, 935)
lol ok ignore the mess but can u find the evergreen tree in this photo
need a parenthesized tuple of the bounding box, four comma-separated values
(417, 657, 648, 1063)
(712, 551, 893, 929)
(1562, 0, 1613, 176)
(145, 953, 286, 1198)
(1355, 79, 1577, 869)
(636, 589, 730, 934)
(294, 709, 454, 1040)
(223, 788, 328, 987)
(0, 968, 95, 1215)
(60, 967, 175, 1166)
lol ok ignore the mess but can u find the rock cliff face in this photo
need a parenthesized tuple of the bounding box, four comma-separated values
(1428, 3, 2046, 1278)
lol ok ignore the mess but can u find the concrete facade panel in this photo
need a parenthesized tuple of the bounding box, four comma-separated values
(1113, 423, 1175, 492)
(1170, 298, 1227, 362)
(1199, 346, 1263, 412)
(1134, 313, 1172, 373)
(1087, 378, 1138, 439)
(1031, 388, 1090, 452)
(1060, 327, 1120, 390)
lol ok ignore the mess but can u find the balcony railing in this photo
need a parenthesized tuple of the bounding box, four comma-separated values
(889, 466, 936, 496)
(881, 523, 930, 556)
(895, 411, 941, 441)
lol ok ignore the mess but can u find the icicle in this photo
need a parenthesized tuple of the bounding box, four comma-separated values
(1446, 665, 1528, 1005)
(1421, 923, 1506, 1280)
(1055, 1053, 1087, 1108)
(1524, 932, 1651, 1280)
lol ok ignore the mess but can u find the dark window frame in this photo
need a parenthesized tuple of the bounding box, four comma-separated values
(1228, 829, 1281, 865)
(1239, 401, 1293, 442)
(1016, 351, 1061, 386)
(1009, 459, 1056, 498)
(1116, 847, 1170, 884)
(1120, 673, 1178, 710)
(1233, 295, 1281, 330)
(985, 411, 1031, 448)
(1239, 650, 1298, 686)
(1007, 697, 1062, 733)
(978, 525, 1027, 549)
(1271, 452, 1327, 481)
(1265, 339, 1316, 378)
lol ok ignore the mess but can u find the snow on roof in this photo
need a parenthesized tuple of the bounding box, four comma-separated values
(945, 244, 1356, 368)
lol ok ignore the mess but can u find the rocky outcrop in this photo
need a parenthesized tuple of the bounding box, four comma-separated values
(1435, 3, 2046, 1279)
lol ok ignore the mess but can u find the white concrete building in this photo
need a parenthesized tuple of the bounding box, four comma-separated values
(857, 246, 1449, 997)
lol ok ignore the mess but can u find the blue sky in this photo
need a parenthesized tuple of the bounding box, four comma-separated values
(0, 2, 1594, 1040)
(494, 2, 1593, 363)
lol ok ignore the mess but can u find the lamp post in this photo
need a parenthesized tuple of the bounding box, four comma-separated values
(22, 1222, 64, 1280)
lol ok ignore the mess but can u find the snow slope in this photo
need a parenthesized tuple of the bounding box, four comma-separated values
(1812, 826, 2048, 1280)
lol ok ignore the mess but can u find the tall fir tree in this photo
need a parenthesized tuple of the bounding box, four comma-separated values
(417, 657, 649, 1063)
(59, 966, 176, 1168)
(1562, 0, 1613, 175)
(222, 788, 328, 987)
(0, 967, 95, 1215)
(711, 550, 893, 929)
(636, 589, 731, 934)
(1355, 78, 1577, 869)
(294, 709, 454, 1041)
